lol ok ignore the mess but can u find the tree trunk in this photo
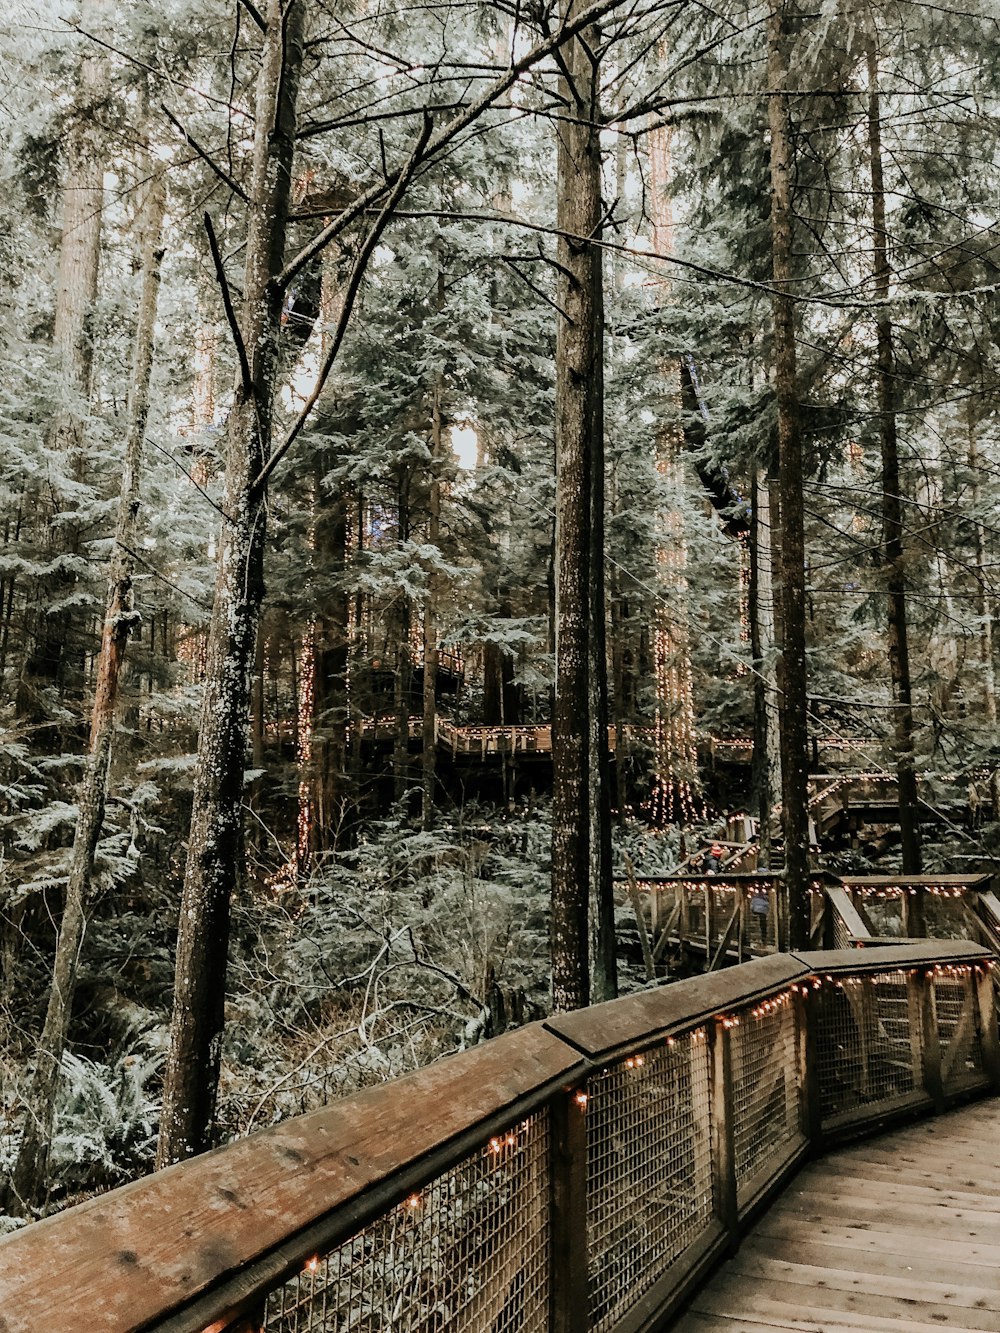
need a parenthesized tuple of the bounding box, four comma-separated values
(422, 379, 443, 829)
(867, 47, 922, 884)
(751, 468, 781, 866)
(767, 0, 810, 949)
(156, 0, 306, 1168)
(551, 3, 615, 1009)
(2, 160, 166, 1215)
(16, 3, 108, 732)
(968, 414, 999, 816)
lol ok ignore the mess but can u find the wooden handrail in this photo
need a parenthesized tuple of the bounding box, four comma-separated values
(1, 942, 997, 1333)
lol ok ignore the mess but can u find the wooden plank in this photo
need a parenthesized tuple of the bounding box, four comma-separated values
(693, 1273, 999, 1332)
(824, 885, 872, 940)
(674, 1312, 809, 1333)
(793, 940, 991, 974)
(775, 1184, 1000, 1229)
(715, 1255, 1000, 1318)
(0, 1024, 584, 1333)
(738, 1236, 1000, 1293)
(752, 1214, 1000, 1267)
(544, 954, 808, 1061)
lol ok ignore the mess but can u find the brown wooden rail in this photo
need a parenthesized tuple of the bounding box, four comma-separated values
(1, 941, 997, 1333)
(629, 872, 1000, 974)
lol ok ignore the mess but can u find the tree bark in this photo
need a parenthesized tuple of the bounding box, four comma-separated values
(767, 0, 810, 949)
(2, 159, 166, 1215)
(867, 47, 922, 883)
(751, 468, 781, 866)
(156, 0, 306, 1168)
(551, 2, 615, 1009)
(422, 379, 443, 830)
(968, 414, 999, 816)
(16, 1, 108, 731)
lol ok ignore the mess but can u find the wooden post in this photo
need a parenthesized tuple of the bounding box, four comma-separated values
(795, 983, 823, 1148)
(913, 967, 944, 1112)
(974, 964, 1000, 1090)
(710, 1018, 738, 1242)
(705, 884, 716, 957)
(550, 1087, 590, 1333)
(624, 855, 656, 983)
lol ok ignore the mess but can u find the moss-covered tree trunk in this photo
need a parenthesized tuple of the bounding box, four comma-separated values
(867, 47, 922, 893)
(551, 2, 615, 1009)
(16, 0, 108, 736)
(3, 160, 166, 1215)
(767, 0, 810, 949)
(156, 0, 306, 1168)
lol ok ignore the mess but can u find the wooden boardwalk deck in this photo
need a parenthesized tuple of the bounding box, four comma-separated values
(675, 1097, 1000, 1332)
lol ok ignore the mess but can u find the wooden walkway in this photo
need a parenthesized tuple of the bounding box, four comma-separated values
(676, 1097, 1000, 1332)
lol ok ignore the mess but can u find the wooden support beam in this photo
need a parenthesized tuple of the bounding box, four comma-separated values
(825, 885, 873, 941)
(550, 1087, 589, 1333)
(624, 854, 656, 983)
(710, 1018, 738, 1241)
(709, 897, 743, 972)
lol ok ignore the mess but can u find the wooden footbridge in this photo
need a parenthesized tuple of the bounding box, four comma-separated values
(2, 940, 999, 1332)
(625, 871, 1000, 973)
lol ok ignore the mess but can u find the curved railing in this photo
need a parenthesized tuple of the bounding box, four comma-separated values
(1, 941, 998, 1333)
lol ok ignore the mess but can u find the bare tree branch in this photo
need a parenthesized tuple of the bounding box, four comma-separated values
(204, 212, 254, 400)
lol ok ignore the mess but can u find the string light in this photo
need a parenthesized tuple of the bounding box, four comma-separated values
(748, 989, 794, 1021)
(624, 1054, 646, 1070)
(574, 1090, 589, 1108)
(305, 1256, 319, 1273)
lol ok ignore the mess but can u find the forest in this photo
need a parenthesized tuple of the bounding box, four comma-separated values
(1, 0, 999, 1225)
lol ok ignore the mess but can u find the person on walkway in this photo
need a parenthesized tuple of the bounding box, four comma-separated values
(706, 844, 725, 875)
(968, 780, 982, 831)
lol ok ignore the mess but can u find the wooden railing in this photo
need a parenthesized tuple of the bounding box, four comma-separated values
(630, 872, 999, 971)
(2, 942, 997, 1333)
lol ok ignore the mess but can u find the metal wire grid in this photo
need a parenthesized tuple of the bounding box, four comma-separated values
(830, 907, 853, 950)
(935, 973, 984, 1089)
(856, 895, 904, 938)
(815, 971, 919, 1123)
(261, 1111, 550, 1333)
(685, 885, 707, 944)
(924, 895, 969, 940)
(739, 886, 777, 955)
(731, 1000, 799, 1190)
(711, 885, 739, 955)
(585, 1032, 714, 1333)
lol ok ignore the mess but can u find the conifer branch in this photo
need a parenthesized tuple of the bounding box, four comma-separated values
(254, 113, 434, 493)
(162, 104, 249, 202)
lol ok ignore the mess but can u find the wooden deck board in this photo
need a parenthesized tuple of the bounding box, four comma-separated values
(675, 1098, 1000, 1332)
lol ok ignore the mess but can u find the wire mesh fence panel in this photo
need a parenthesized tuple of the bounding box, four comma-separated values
(924, 895, 971, 940)
(685, 886, 707, 946)
(856, 895, 905, 938)
(651, 884, 681, 942)
(830, 908, 853, 950)
(586, 1031, 714, 1333)
(731, 996, 799, 1196)
(935, 971, 984, 1091)
(711, 886, 739, 956)
(815, 971, 920, 1125)
(737, 888, 775, 956)
(261, 1111, 550, 1333)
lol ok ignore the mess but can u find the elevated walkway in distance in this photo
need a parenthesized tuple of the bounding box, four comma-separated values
(676, 1097, 1000, 1332)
